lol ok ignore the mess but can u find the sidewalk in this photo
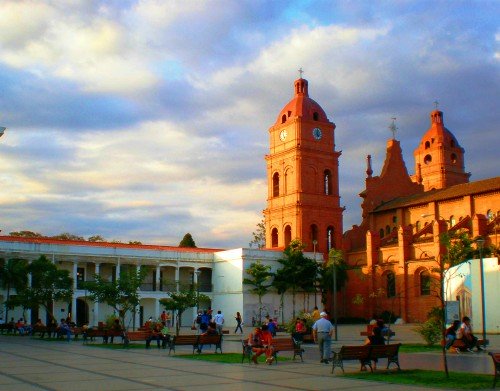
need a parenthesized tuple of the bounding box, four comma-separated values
(0, 324, 497, 391)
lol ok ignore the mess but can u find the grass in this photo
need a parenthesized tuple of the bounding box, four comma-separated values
(398, 343, 442, 353)
(343, 369, 494, 390)
(85, 343, 149, 349)
(176, 353, 291, 364)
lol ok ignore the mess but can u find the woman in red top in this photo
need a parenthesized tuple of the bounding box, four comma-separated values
(248, 324, 275, 364)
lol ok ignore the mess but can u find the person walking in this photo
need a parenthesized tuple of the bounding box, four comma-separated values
(234, 312, 243, 334)
(312, 311, 334, 364)
(214, 310, 225, 335)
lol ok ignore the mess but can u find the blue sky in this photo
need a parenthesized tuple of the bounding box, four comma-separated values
(0, 0, 498, 248)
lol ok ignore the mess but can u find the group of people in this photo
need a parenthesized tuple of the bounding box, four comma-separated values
(445, 316, 484, 353)
(194, 308, 225, 335)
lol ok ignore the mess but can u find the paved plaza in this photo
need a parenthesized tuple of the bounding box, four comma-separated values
(0, 324, 498, 390)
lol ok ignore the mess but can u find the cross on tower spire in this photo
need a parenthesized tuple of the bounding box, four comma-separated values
(298, 67, 304, 79)
(434, 100, 439, 110)
(389, 117, 398, 139)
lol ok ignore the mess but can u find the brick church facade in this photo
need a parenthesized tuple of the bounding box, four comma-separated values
(265, 76, 500, 322)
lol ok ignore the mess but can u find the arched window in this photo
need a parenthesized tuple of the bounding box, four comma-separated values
(424, 154, 432, 164)
(271, 228, 278, 248)
(284, 226, 292, 247)
(272, 173, 280, 197)
(379, 228, 385, 238)
(450, 215, 456, 227)
(386, 225, 391, 235)
(420, 271, 431, 296)
(425, 141, 430, 149)
(313, 112, 319, 121)
(281, 114, 286, 124)
(324, 170, 332, 195)
(415, 221, 421, 232)
(387, 272, 396, 298)
(326, 226, 335, 251)
(451, 153, 457, 163)
(310, 224, 318, 246)
(486, 210, 494, 221)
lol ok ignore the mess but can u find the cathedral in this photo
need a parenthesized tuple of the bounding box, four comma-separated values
(264, 76, 500, 323)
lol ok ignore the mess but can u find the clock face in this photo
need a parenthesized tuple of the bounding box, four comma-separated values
(312, 127, 322, 140)
(279, 130, 288, 141)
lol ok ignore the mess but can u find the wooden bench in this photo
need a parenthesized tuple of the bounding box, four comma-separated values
(83, 328, 107, 343)
(123, 330, 151, 346)
(331, 344, 401, 374)
(360, 324, 395, 337)
(442, 338, 489, 351)
(271, 337, 304, 364)
(489, 352, 500, 388)
(196, 334, 223, 354)
(168, 335, 200, 355)
(0, 324, 15, 334)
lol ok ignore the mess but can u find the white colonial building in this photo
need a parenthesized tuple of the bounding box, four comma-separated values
(0, 236, 321, 329)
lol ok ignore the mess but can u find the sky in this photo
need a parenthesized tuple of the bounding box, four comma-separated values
(0, 0, 498, 249)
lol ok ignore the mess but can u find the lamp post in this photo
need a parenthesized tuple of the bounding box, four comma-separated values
(476, 237, 487, 348)
(313, 240, 318, 307)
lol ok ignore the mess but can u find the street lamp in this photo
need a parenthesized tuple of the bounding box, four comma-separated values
(313, 240, 318, 307)
(475, 237, 487, 348)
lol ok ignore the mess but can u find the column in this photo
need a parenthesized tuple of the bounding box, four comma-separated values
(27, 262, 33, 324)
(116, 259, 121, 281)
(73, 263, 78, 290)
(192, 269, 199, 320)
(93, 263, 100, 327)
(155, 299, 160, 319)
(175, 267, 180, 292)
(155, 265, 161, 291)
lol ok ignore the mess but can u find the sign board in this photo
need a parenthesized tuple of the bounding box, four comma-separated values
(445, 301, 460, 325)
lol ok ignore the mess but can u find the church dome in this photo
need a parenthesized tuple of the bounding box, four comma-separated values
(275, 78, 329, 126)
(419, 109, 461, 149)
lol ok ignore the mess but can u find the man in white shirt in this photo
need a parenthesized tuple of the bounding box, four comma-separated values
(214, 310, 224, 335)
(312, 312, 334, 364)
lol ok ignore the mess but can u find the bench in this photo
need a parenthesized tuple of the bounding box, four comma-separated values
(0, 324, 15, 334)
(196, 334, 223, 354)
(123, 330, 151, 346)
(83, 328, 107, 343)
(331, 343, 401, 374)
(442, 338, 489, 351)
(168, 335, 200, 355)
(360, 324, 395, 337)
(489, 352, 499, 388)
(271, 337, 304, 364)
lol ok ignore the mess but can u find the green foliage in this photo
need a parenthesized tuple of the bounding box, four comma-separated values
(51, 232, 85, 241)
(249, 219, 266, 249)
(9, 230, 43, 238)
(284, 311, 314, 333)
(0, 257, 29, 321)
(14, 255, 73, 321)
(179, 233, 197, 248)
(415, 309, 442, 346)
(243, 261, 273, 323)
(88, 235, 105, 242)
(160, 288, 209, 335)
(83, 266, 147, 329)
(319, 249, 348, 304)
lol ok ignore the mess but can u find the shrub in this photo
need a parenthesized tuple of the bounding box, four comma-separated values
(415, 318, 442, 346)
(284, 311, 314, 334)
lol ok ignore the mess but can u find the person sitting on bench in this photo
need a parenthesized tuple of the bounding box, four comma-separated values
(459, 316, 483, 352)
(445, 320, 461, 352)
(361, 326, 385, 370)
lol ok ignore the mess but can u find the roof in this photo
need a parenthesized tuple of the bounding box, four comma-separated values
(373, 176, 500, 212)
(0, 236, 223, 253)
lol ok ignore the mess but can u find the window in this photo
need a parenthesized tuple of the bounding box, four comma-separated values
(392, 216, 397, 224)
(271, 228, 278, 247)
(425, 141, 430, 149)
(379, 228, 385, 238)
(310, 224, 318, 245)
(387, 272, 396, 298)
(313, 112, 319, 121)
(284, 226, 292, 247)
(273, 173, 280, 197)
(424, 154, 432, 164)
(386, 225, 391, 235)
(327, 226, 335, 251)
(76, 267, 85, 289)
(415, 221, 421, 232)
(451, 153, 457, 163)
(324, 170, 332, 195)
(420, 271, 431, 296)
(450, 215, 456, 227)
(486, 210, 494, 221)
(281, 114, 286, 124)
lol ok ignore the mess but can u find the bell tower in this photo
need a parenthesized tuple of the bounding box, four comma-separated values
(413, 108, 470, 191)
(263, 76, 343, 254)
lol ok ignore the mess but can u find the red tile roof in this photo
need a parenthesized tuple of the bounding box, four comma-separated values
(0, 236, 223, 253)
(373, 176, 500, 212)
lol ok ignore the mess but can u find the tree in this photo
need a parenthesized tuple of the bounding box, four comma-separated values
(88, 235, 105, 242)
(249, 219, 266, 249)
(431, 230, 475, 378)
(51, 232, 85, 241)
(159, 288, 209, 335)
(83, 266, 147, 330)
(9, 231, 43, 238)
(319, 248, 348, 308)
(243, 261, 273, 324)
(179, 233, 196, 248)
(275, 239, 312, 319)
(14, 255, 73, 323)
(0, 257, 29, 322)
(128, 241, 142, 245)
